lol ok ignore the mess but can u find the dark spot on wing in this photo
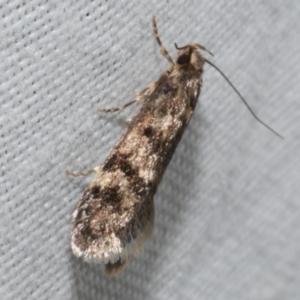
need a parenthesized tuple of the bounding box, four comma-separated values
(91, 186, 100, 195)
(144, 126, 154, 138)
(119, 158, 136, 177)
(103, 154, 117, 171)
(100, 186, 122, 204)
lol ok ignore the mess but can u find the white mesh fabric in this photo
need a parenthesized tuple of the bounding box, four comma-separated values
(1, 1, 299, 299)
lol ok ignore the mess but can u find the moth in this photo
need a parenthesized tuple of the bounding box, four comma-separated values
(67, 16, 281, 276)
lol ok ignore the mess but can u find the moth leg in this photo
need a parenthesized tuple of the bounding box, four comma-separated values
(66, 166, 101, 177)
(97, 99, 139, 113)
(97, 88, 148, 113)
(152, 16, 174, 65)
(98, 66, 169, 114)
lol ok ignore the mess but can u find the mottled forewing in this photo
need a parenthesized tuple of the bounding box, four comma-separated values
(71, 66, 201, 271)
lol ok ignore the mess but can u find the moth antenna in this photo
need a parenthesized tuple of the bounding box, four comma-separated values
(195, 43, 214, 56)
(152, 16, 174, 65)
(174, 43, 188, 50)
(204, 58, 283, 139)
(174, 43, 214, 56)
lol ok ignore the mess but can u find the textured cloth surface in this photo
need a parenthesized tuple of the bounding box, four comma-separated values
(1, 1, 299, 299)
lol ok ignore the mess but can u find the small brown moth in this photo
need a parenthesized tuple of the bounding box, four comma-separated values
(67, 16, 282, 276)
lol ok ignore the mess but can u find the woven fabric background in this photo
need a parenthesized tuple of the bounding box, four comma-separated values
(1, 1, 299, 299)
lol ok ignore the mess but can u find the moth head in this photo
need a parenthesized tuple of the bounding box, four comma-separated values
(174, 43, 213, 71)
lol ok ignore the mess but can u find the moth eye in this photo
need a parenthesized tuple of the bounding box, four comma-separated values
(177, 54, 190, 65)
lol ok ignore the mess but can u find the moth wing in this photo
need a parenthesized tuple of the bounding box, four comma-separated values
(71, 186, 154, 275)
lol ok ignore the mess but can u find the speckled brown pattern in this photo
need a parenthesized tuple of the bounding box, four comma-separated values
(71, 16, 206, 275)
